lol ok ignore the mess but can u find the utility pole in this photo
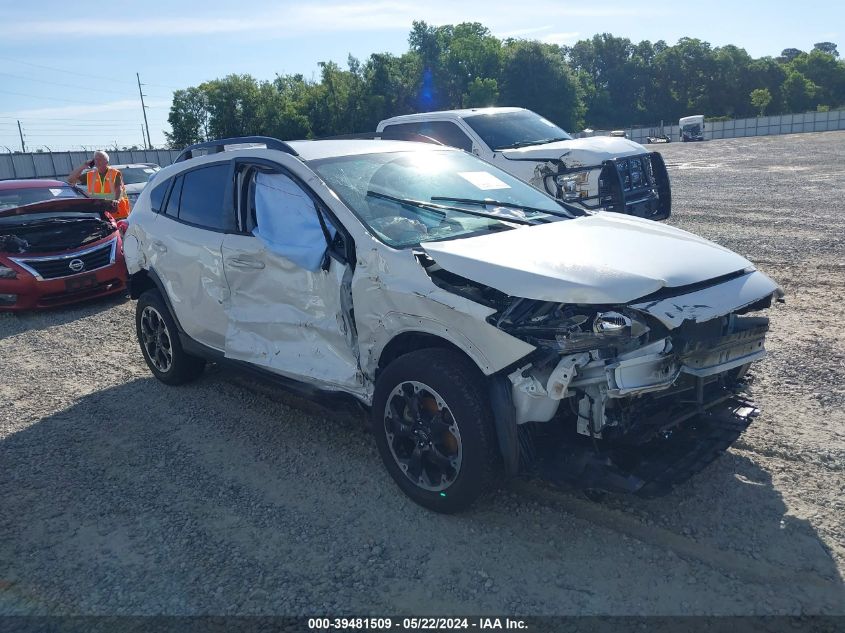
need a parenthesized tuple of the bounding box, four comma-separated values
(17, 120, 26, 152)
(137, 72, 152, 149)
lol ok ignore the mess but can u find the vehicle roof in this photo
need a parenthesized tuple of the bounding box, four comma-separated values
(380, 107, 526, 124)
(110, 163, 160, 169)
(285, 139, 453, 161)
(0, 178, 69, 190)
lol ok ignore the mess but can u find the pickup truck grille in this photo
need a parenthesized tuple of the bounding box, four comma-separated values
(598, 153, 671, 220)
(614, 154, 655, 193)
(11, 239, 116, 280)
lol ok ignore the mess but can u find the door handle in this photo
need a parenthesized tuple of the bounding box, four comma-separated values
(151, 241, 167, 253)
(227, 258, 265, 270)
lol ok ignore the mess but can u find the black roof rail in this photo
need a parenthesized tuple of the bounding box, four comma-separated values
(174, 136, 298, 163)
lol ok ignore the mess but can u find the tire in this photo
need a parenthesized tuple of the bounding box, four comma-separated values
(372, 348, 499, 513)
(135, 289, 205, 385)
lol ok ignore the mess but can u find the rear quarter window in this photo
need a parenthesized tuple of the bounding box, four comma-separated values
(175, 163, 233, 231)
(149, 179, 169, 213)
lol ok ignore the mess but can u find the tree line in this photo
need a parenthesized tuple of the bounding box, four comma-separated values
(166, 22, 845, 147)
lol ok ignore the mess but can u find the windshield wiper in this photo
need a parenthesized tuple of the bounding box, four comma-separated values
(366, 190, 536, 225)
(431, 196, 575, 220)
(494, 137, 571, 150)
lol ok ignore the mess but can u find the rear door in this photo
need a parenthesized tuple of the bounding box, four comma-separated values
(220, 158, 363, 394)
(149, 161, 234, 350)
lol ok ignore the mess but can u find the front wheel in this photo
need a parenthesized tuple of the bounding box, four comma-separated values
(372, 348, 499, 513)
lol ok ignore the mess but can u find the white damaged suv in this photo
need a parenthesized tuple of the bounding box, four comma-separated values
(124, 136, 781, 513)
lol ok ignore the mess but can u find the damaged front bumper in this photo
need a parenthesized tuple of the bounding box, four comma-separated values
(540, 153, 672, 221)
(492, 270, 780, 493)
(509, 313, 768, 435)
(533, 395, 760, 497)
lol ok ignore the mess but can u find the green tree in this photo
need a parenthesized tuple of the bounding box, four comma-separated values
(779, 48, 804, 63)
(409, 21, 502, 110)
(501, 40, 583, 130)
(166, 86, 209, 148)
(813, 42, 839, 57)
(462, 77, 499, 107)
(789, 50, 845, 107)
(203, 74, 262, 139)
(750, 88, 772, 116)
(781, 70, 820, 112)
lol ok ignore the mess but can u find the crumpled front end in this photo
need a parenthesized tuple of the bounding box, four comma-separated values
(485, 270, 781, 495)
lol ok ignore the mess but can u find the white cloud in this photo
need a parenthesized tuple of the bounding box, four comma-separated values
(0, 2, 649, 39)
(541, 32, 581, 45)
(495, 26, 553, 39)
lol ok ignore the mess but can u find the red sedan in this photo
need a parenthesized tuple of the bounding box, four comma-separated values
(0, 179, 127, 311)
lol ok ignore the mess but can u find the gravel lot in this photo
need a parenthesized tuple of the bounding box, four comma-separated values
(1, 131, 844, 616)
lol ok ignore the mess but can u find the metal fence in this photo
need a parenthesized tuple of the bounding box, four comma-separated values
(0, 149, 182, 181)
(4, 107, 845, 180)
(624, 108, 845, 144)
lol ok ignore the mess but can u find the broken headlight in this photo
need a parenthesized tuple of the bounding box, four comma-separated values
(555, 310, 649, 352)
(546, 170, 590, 201)
(496, 302, 650, 353)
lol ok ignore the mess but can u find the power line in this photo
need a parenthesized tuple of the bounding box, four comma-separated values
(15, 122, 153, 129)
(0, 88, 171, 106)
(0, 55, 184, 91)
(0, 72, 139, 98)
(0, 89, 95, 104)
(0, 115, 157, 122)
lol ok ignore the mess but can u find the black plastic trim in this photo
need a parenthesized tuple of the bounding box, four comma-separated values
(175, 136, 299, 163)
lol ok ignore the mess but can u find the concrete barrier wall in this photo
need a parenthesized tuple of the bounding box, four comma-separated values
(625, 108, 845, 144)
(0, 149, 181, 181)
(4, 108, 845, 179)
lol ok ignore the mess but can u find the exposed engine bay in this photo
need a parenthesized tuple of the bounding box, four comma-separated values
(0, 212, 114, 254)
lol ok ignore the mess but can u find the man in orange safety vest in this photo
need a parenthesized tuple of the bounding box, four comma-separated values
(68, 150, 131, 220)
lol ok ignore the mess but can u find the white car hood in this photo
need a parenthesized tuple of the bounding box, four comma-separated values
(500, 136, 645, 163)
(421, 214, 752, 305)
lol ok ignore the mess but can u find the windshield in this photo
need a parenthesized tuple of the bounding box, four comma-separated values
(312, 149, 570, 248)
(463, 111, 572, 150)
(118, 166, 159, 185)
(0, 186, 84, 211)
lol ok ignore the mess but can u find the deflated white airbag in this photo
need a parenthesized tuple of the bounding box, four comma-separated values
(253, 172, 335, 271)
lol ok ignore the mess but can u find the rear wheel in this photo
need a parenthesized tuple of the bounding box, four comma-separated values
(136, 289, 205, 385)
(372, 348, 499, 513)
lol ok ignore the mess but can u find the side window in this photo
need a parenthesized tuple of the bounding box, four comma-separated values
(250, 171, 336, 272)
(149, 178, 168, 213)
(164, 176, 183, 216)
(380, 122, 422, 141)
(418, 121, 474, 152)
(176, 163, 232, 230)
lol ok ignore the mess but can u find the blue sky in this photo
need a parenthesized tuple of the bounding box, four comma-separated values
(0, 0, 840, 152)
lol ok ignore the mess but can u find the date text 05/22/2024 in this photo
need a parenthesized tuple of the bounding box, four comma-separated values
(307, 617, 529, 630)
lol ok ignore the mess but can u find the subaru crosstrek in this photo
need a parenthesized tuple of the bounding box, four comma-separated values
(123, 136, 781, 513)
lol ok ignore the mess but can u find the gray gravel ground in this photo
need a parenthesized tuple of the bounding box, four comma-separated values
(1, 131, 844, 616)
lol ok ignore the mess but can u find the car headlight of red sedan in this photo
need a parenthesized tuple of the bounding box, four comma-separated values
(0, 264, 18, 279)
